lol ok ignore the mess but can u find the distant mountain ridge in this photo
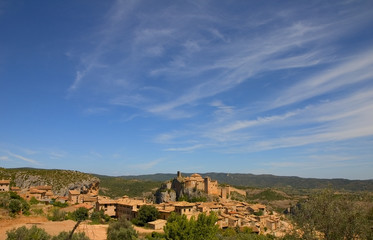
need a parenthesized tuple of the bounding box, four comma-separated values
(119, 172, 373, 192)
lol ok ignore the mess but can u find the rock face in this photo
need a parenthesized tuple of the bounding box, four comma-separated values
(155, 187, 177, 203)
(7, 169, 100, 196)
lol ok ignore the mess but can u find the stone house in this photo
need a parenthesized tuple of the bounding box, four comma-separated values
(116, 197, 147, 220)
(174, 201, 197, 219)
(0, 179, 10, 192)
(148, 219, 167, 230)
(68, 189, 81, 204)
(97, 199, 117, 217)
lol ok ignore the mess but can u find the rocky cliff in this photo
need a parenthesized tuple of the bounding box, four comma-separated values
(0, 167, 99, 196)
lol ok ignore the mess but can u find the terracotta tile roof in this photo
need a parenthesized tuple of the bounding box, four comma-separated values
(0, 180, 10, 184)
(69, 190, 80, 195)
(174, 201, 196, 207)
(35, 185, 52, 190)
(30, 188, 46, 194)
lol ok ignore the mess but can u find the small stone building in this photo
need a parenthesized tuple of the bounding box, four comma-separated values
(0, 180, 10, 192)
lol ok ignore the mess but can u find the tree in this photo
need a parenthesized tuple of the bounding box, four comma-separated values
(8, 199, 22, 214)
(51, 231, 90, 240)
(71, 207, 89, 222)
(193, 212, 219, 240)
(134, 205, 160, 226)
(90, 210, 110, 224)
(164, 212, 219, 240)
(107, 216, 138, 240)
(6, 225, 51, 240)
(164, 213, 193, 240)
(292, 189, 372, 240)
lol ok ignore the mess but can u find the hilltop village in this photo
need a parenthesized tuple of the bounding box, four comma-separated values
(0, 172, 292, 236)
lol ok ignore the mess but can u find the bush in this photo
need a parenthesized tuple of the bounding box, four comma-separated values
(30, 197, 39, 205)
(6, 225, 50, 240)
(293, 189, 373, 240)
(6, 225, 91, 240)
(52, 201, 68, 208)
(90, 210, 110, 224)
(71, 207, 89, 222)
(32, 208, 44, 215)
(133, 205, 159, 226)
(145, 232, 166, 240)
(107, 217, 138, 240)
(164, 212, 219, 240)
(48, 208, 66, 221)
(51, 231, 90, 240)
(8, 199, 22, 214)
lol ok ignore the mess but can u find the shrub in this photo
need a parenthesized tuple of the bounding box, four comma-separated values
(6, 225, 50, 240)
(133, 205, 159, 226)
(29, 197, 39, 205)
(51, 231, 90, 240)
(8, 199, 22, 214)
(90, 210, 110, 224)
(48, 208, 66, 221)
(32, 208, 44, 215)
(107, 217, 138, 240)
(71, 207, 89, 222)
(52, 201, 68, 208)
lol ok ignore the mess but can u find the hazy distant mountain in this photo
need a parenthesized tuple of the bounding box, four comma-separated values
(119, 172, 373, 192)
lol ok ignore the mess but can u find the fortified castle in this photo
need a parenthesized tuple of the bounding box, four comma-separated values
(157, 171, 246, 203)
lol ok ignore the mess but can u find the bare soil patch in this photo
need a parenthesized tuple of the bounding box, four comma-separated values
(0, 216, 108, 240)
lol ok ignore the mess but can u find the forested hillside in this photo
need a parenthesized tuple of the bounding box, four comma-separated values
(120, 172, 373, 192)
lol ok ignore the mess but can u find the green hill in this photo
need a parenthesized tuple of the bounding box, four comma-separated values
(94, 174, 161, 198)
(119, 172, 373, 192)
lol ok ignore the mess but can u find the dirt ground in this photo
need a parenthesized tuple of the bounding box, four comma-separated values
(0, 215, 163, 240)
(0, 216, 107, 240)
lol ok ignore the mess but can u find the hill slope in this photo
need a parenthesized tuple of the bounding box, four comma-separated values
(0, 167, 99, 196)
(120, 172, 373, 192)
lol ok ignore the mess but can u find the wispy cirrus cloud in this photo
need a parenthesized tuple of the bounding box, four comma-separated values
(7, 151, 40, 165)
(0, 156, 9, 161)
(272, 50, 373, 109)
(165, 144, 204, 152)
(130, 158, 164, 170)
(67, 0, 373, 118)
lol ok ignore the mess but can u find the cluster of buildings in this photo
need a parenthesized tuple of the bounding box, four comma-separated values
(96, 195, 289, 235)
(0, 178, 98, 208)
(1, 173, 292, 236)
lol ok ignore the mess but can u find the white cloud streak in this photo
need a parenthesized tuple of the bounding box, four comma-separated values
(7, 151, 40, 165)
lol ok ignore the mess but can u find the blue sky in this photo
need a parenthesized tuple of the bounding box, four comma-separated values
(1, 0, 373, 179)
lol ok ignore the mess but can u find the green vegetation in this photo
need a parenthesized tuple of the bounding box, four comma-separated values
(71, 207, 89, 222)
(6, 225, 90, 240)
(291, 189, 373, 240)
(29, 196, 39, 205)
(132, 205, 160, 226)
(178, 195, 208, 202)
(90, 210, 111, 224)
(48, 207, 66, 221)
(51, 231, 90, 240)
(0, 191, 30, 216)
(52, 200, 68, 208)
(96, 174, 161, 198)
(246, 189, 287, 201)
(118, 172, 373, 192)
(107, 217, 138, 240)
(164, 212, 219, 240)
(6, 225, 51, 240)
